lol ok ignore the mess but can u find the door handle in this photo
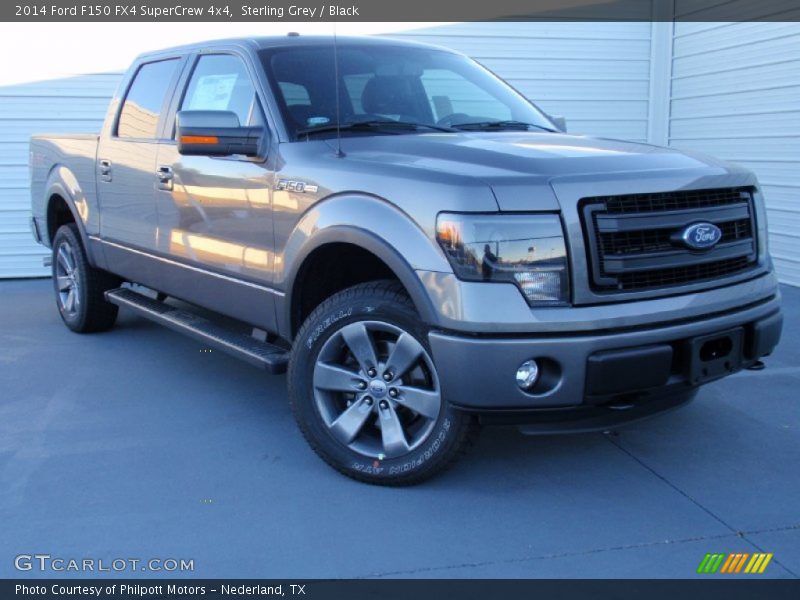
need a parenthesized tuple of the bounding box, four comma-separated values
(98, 159, 112, 181)
(156, 165, 174, 190)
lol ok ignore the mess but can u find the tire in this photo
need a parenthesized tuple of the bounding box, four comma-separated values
(288, 280, 479, 486)
(52, 223, 121, 333)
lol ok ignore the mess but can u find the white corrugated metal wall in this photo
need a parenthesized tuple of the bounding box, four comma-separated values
(668, 17, 800, 285)
(0, 18, 798, 285)
(395, 22, 654, 142)
(0, 73, 122, 277)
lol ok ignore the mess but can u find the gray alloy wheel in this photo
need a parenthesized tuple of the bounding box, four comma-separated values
(312, 320, 441, 460)
(54, 239, 81, 318)
(289, 280, 478, 485)
(51, 223, 120, 333)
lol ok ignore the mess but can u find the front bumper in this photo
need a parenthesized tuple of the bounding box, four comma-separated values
(429, 291, 782, 421)
(417, 268, 779, 334)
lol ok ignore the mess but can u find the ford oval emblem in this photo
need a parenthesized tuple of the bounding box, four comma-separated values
(680, 222, 722, 250)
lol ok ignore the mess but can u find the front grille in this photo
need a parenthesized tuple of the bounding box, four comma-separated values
(616, 256, 752, 290)
(600, 219, 753, 257)
(581, 187, 758, 293)
(602, 187, 749, 214)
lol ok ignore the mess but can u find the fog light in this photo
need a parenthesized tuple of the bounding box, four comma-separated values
(516, 359, 540, 390)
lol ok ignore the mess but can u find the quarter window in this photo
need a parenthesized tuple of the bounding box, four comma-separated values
(117, 59, 179, 139)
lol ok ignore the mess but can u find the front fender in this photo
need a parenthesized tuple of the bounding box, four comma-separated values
(276, 194, 453, 337)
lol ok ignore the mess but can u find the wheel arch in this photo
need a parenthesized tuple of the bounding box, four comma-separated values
(42, 166, 98, 265)
(282, 227, 441, 340)
(277, 193, 453, 340)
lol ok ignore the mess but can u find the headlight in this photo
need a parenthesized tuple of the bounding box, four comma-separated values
(436, 213, 570, 306)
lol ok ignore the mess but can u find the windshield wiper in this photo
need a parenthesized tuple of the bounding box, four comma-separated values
(297, 120, 455, 137)
(450, 120, 556, 132)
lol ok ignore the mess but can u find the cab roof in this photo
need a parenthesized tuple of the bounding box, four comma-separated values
(137, 35, 458, 61)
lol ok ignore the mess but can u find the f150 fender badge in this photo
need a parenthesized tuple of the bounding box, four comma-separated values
(679, 222, 722, 250)
(275, 179, 318, 193)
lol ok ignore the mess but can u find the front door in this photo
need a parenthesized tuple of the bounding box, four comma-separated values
(154, 53, 278, 330)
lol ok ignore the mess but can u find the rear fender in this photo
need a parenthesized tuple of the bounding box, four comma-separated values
(43, 166, 99, 265)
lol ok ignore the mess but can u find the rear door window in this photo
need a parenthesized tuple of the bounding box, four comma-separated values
(117, 59, 180, 139)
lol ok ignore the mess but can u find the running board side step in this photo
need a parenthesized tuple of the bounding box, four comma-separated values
(105, 288, 289, 374)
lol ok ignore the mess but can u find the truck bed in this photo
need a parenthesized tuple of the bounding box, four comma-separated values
(30, 133, 101, 245)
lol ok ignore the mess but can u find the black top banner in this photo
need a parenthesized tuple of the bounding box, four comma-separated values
(4, 0, 800, 22)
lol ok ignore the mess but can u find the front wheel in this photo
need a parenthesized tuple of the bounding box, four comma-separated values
(288, 281, 478, 485)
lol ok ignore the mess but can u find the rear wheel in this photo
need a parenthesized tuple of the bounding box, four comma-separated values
(52, 224, 121, 333)
(288, 280, 478, 485)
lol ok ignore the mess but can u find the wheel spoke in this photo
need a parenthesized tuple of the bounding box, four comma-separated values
(340, 322, 378, 374)
(313, 362, 362, 393)
(379, 404, 410, 458)
(329, 397, 374, 445)
(64, 246, 76, 273)
(394, 386, 440, 419)
(56, 276, 71, 291)
(65, 288, 76, 312)
(385, 333, 423, 380)
(57, 246, 73, 274)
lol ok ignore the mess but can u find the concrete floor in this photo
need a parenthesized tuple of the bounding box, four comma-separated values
(1, 279, 798, 579)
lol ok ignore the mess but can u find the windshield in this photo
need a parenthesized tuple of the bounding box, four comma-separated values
(259, 44, 554, 139)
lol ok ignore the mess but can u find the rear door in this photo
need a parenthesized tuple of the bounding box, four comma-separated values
(97, 57, 183, 253)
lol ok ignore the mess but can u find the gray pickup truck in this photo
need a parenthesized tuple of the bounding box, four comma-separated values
(30, 35, 782, 485)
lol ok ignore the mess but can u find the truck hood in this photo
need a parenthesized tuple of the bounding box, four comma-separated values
(339, 132, 747, 211)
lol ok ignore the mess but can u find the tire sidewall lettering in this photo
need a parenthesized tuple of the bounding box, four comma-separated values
(305, 307, 353, 349)
(349, 417, 452, 477)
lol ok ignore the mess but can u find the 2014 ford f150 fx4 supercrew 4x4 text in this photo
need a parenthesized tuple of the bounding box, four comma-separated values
(29, 36, 783, 485)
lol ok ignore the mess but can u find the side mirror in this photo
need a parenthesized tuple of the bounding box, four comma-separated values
(176, 110, 262, 157)
(549, 115, 567, 133)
